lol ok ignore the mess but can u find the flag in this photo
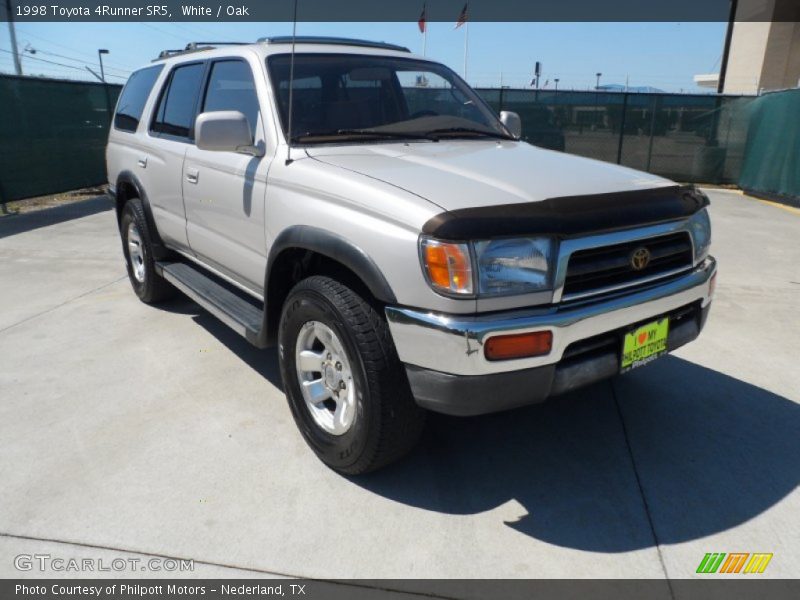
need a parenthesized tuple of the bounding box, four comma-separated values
(455, 3, 468, 29)
(418, 4, 426, 33)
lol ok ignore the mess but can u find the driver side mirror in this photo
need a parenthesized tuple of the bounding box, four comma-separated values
(195, 111, 263, 157)
(500, 111, 522, 139)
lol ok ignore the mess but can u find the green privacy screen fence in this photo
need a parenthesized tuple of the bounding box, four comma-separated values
(738, 89, 800, 205)
(479, 88, 757, 186)
(0, 75, 121, 202)
(0, 74, 788, 203)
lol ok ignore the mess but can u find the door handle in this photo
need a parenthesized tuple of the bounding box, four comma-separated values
(186, 168, 199, 184)
(137, 157, 147, 168)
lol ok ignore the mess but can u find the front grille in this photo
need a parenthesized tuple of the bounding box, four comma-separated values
(563, 232, 693, 299)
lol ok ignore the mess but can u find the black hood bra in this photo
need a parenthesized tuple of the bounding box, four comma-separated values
(422, 185, 710, 241)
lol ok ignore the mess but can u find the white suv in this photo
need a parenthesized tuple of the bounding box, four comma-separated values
(106, 37, 716, 474)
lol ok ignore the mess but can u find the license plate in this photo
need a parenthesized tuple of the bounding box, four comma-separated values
(620, 318, 669, 373)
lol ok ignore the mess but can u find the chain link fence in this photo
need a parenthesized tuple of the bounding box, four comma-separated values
(478, 88, 757, 185)
(738, 88, 800, 205)
(0, 75, 121, 203)
(3, 75, 794, 205)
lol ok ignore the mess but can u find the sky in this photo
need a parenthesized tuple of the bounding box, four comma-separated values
(0, 21, 727, 92)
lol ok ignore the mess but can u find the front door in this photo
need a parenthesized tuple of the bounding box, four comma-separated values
(183, 58, 271, 295)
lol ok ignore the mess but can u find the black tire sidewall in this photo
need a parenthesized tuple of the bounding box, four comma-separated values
(279, 288, 375, 472)
(120, 199, 155, 302)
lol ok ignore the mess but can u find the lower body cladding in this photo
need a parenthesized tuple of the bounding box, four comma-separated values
(386, 257, 716, 416)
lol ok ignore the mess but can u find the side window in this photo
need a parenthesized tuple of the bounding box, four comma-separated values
(113, 65, 163, 132)
(151, 62, 205, 139)
(202, 60, 260, 140)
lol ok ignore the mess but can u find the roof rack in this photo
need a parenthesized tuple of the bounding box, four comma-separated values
(153, 37, 410, 62)
(154, 42, 248, 61)
(258, 36, 410, 53)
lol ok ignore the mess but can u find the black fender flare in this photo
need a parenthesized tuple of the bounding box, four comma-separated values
(266, 225, 396, 304)
(115, 170, 168, 258)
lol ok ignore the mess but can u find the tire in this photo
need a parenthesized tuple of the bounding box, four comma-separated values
(120, 198, 175, 304)
(278, 275, 426, 474)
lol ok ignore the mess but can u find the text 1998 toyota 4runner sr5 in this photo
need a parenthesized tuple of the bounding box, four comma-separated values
(106, 37, 716, 474)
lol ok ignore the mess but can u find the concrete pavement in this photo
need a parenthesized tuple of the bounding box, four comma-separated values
(0, 190, 797, 586)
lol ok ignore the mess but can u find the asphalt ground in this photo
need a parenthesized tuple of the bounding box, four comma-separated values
(0, 189, 797, 586)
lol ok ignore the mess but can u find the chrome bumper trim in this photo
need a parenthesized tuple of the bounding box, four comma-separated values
(386, 257, 716, 376)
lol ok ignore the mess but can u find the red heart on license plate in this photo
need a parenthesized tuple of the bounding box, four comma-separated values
(638, 332, 648, 345)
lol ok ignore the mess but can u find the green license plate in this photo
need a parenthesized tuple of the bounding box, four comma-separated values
(620, 318, 669, 373)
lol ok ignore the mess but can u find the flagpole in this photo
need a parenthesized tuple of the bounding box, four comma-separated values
(423, 25, 427, 56)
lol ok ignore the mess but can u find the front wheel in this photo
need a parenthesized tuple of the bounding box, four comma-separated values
(278, 276, 425, 474)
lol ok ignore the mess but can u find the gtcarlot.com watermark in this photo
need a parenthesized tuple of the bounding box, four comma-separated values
(14, 553, 194, 573)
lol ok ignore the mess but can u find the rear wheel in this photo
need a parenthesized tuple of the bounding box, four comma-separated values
(278, 276, 425, 474)
(120, 198, 175, 304)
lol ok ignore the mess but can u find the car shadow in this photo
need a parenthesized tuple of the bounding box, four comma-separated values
(155, 295, 283, 392)
(0, 195, 112, 239)
(145, 295, 800, 553)
(351, 356, 799, 552)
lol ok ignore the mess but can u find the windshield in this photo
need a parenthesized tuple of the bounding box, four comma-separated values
(266, 53, 511, 143)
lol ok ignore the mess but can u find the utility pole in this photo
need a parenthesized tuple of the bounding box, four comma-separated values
(554, 78, 559, 92)
(596, 72, 602, 90)
(5, 0, 23, 75)
(98, 49, 109, 83)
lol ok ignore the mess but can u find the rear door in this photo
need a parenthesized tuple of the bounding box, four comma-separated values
(142, 60, 206, 252)
(106, 64, 163, 194)
(182, 57, 270, 293)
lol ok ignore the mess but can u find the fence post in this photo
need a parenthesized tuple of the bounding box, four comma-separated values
(645, 95, 660, 173)
(616, 92, 628, 164)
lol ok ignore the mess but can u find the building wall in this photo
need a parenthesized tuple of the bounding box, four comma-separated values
(723, 0, 800, 94)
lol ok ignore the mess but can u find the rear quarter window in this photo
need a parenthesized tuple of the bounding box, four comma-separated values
(113, 65, 164, 133)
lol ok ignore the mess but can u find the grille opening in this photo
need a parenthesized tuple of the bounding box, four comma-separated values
(563, 232, 693, 299)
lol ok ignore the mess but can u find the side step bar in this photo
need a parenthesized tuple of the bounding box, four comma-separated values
(156, 261, 265, 347)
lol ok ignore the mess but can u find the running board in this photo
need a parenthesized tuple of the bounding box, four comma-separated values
(156, 261, 265, 346)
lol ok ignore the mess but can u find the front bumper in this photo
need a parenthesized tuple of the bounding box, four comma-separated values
(386, 257, 716, 415)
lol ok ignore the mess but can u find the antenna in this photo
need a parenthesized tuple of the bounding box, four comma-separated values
(285, 0, 299, 165)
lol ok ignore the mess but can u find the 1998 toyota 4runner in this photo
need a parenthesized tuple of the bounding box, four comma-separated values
(106, 37, 716, 474)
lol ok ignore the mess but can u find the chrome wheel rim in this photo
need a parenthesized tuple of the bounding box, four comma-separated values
(294, 321, 356, 436)
(127, 222, 146, 283)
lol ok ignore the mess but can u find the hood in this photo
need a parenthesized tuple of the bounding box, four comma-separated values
(306, 140, 673, 211)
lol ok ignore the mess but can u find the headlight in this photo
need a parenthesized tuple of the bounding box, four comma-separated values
(420, 236, 554, 298)
(475, 237, 554, 296)
(688, 207, 711, 262)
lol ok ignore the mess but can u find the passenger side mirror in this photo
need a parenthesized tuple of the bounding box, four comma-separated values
(195, 111, 263, 157)
(500, 111, 522, 139)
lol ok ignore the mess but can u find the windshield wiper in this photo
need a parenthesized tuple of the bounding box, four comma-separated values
(337, 128, 434, 141)
(424, 127, 515, 141)
(291, 129, 433, 143)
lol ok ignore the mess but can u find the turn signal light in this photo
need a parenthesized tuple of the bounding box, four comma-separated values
(421, 239, 473, 295)
(485, 331, 553, 361)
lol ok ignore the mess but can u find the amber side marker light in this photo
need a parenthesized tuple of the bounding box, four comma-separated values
(485, 331, 553, 361)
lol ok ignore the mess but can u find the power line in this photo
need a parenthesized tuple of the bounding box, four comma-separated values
(139, 22, 187, 42)
(11, 27, 138, 70)
(20, 46, 131, 75)
(0, 48, 126, 80)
